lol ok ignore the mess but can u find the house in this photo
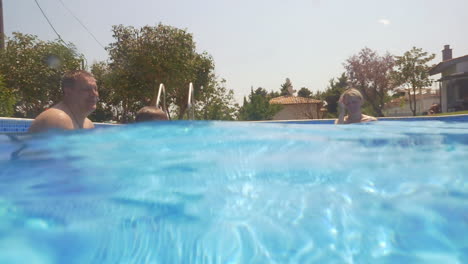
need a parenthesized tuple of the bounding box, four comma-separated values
(383, 88, 440, 116)
(429, 45, 468, 112)
(269, 96, 324, 120)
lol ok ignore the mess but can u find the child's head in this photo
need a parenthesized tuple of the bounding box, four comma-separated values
(340, 88, 364, 113)
(340, 88, 363, 101)
(135, 106, 168, 122)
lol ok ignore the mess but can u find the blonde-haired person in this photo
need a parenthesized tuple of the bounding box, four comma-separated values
(335, 88, 377, 124)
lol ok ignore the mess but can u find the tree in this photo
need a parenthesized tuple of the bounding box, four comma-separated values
(0, 74, 15, 116)
(89, 62, 115, 122)
(344, 48, 395, 117)
(238, 87, 281, 121)
(392, 47, 435, 116)
(195, 79, 239, 120)
(318, 73, 348, 117)
(103, 24, 217, 122)
(280, 78, 294, 96)
(0, 33, 83, 118)
(297, 87, 312, 98)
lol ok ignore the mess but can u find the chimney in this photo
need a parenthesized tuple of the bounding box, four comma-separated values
(442, 45, 452, 61)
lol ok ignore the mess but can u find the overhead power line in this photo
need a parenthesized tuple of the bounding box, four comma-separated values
(34, 0, 88, 69)
(34, 0, 67, 45)
(58, 0, 105, 50)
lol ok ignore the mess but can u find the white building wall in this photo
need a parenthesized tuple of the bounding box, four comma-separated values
(441, 82, 448, 112)
(456, 61, 468, 72)
(384, 96, 440, 117)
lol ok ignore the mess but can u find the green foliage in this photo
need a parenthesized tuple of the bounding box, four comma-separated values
(102, 24, 216, 122)
(0, 32, 83, 118)
(280, 78, 293, 96)
(195, 79, 239, 120)
(89, 62, 115, 122)
(432, 110, 468, 116)
(392, 47, 435, 116)
(316, 73, 348, 117)
(238, 87, 282, 121)
(0, 74, 15, 116)
(297, 87, 312, 98)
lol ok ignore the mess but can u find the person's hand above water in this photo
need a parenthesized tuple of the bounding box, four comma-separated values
(335, 98, 346, 124)
(337, 99, 346, 116)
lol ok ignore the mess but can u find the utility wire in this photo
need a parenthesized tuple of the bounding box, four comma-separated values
(34, 0, 68, 45)
(34, 0, 88, 69)
(58, 0, 105, 50)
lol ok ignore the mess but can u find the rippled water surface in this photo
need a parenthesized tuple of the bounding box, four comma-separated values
(1, 121, 467, 264)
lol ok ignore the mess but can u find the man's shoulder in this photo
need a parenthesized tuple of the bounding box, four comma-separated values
(29, 108, 74, 133)
(36, 108, 71, 122)
(84, 118, 95, 129)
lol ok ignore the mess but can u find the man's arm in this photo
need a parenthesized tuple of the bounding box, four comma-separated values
(361, 115, 377, 122)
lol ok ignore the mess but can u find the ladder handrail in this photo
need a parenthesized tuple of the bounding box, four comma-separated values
(156, 83, 166, 111)
(186, 82, 195, 120)
(155, 82, 197, 120)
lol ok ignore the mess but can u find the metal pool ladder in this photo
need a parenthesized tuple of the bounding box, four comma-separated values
(155, 83, 169, 120)
(155, 82, 197, 120)
(155, 83, 166, 111)
(186, 82, 195, 120)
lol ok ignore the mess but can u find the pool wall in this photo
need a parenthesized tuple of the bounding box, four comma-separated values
(1, 114, 468, 133)
(267, 114, 468, 124)
(0, 117, 116, 133)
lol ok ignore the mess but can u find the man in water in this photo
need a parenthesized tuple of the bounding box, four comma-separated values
(28, 70, 99, 133)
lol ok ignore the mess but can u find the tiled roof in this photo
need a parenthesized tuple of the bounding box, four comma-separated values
(269, 96, 322, 105)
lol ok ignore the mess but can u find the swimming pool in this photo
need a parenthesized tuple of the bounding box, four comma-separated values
(1, 120, 467, 263)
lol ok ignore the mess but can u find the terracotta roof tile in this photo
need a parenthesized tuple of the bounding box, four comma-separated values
(269, 96, 322, 105)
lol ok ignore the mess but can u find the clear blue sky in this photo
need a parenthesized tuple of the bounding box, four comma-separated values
(4, 0, 468, 103)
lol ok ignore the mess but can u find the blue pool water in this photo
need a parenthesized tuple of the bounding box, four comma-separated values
(0, 121, 467, 263)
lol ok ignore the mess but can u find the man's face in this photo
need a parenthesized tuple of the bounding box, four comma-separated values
(66, 76, 99, 113)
